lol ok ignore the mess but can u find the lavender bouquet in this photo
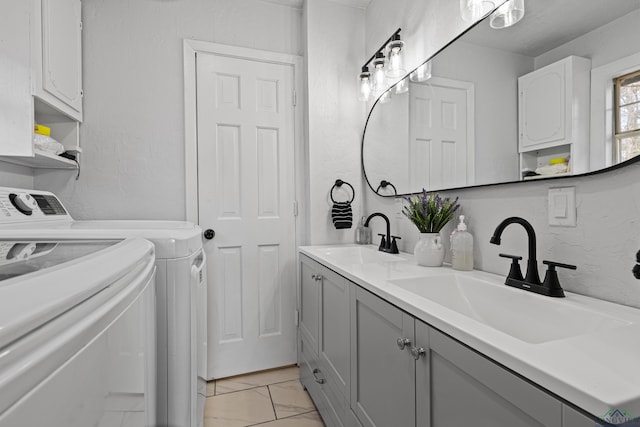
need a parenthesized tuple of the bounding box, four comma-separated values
(402, 190, 460, 233)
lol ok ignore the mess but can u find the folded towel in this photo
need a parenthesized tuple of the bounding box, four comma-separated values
(33, 134, 65, 155)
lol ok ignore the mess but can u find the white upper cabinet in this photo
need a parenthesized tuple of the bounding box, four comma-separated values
(519, 56, 591, 151)
(518, 56, 591, 174)
(33, 0, 83, 121)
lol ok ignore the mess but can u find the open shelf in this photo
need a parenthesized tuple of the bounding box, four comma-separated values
(0, 149, 78, 169)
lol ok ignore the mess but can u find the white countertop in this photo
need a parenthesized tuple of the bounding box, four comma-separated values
(299, 244, 640, 422)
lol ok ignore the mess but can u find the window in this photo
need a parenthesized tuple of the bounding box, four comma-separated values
(614, 69, 640, 163)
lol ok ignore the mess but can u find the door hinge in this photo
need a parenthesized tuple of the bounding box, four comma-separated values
(294, 309, 300, 326)
(293, 200, 299, 217)
(80, 21, 83, 30)
(292, 90, 297, 107)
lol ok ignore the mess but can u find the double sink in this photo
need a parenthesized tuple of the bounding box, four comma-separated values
(313, 245, 631, 345)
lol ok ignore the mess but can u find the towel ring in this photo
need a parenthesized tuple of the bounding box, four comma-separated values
(330, 179, 355, 204)
(376, 180, 397, 195)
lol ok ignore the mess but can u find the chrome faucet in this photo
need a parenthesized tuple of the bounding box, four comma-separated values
(365, 212, 400, 254)
(490, 217, 575, 297)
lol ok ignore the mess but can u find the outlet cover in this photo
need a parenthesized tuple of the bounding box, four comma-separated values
(548, 187, 576, 227)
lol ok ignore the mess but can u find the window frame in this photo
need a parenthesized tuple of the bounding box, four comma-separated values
(613, 69, 640, 163)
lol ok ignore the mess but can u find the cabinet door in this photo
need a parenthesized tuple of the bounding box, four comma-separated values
(40, 0, 83, 116)
(0, 0, 33, 156)
(562, 405, 601, 427)
(319, 267, 350, 399)
(425, 327, 562, 427)
(299, 255, 321, 356)
(350, 286, 415, 427)
(519, 60, 566, 150)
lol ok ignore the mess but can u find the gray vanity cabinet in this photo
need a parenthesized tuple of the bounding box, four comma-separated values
(298, 255, 359, 427)
(299, 255, 605, 427)
(350, 285, 416, 427)
(419, 324, 563, 427)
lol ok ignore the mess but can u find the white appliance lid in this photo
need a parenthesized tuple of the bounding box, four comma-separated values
(0, 238, 154, 349)
(0, 221, 203, 259)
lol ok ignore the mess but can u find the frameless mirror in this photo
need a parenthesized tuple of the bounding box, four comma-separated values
(362, 0, 640, 196)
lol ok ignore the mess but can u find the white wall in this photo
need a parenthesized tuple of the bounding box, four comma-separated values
(0, 163, 34, 189)
(304, 0, 366, 244)
(364, 1, 640, 309)
(35, 0, 303, 220)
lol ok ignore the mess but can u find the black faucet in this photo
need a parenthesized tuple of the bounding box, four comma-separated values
(490, 217, 575, 297)
(365, 212, 400, 254)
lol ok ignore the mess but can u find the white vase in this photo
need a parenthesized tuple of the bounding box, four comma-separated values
(414, 232, 445, 267)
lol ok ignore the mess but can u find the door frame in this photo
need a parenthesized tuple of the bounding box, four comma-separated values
(183, 40, 306, 247)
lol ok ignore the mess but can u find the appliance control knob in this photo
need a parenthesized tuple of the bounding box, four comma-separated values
(203, 229, 215, 240)
(7, 242, 37, 261)
(10, 193, 38, 214)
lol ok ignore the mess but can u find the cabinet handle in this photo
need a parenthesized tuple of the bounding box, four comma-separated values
(312, 368, 326, 384)
(312, 274, 323, 282)
(396, 337, 411, 350)
(411, 346, 426, 360)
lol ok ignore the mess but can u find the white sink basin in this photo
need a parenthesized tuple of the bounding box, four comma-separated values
(389, 274, 630, 344)
(313, 246, 406, 264)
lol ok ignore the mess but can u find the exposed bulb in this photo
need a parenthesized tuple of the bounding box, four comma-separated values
(372, 53, 387, 97)
(460, 0, 496, 22)
(358, 67, 372, 102)
(394, 77, 409, 95)
(410, 61, 431, 83)
(490, 0, 525, 29)
(385, 35, 406, 79)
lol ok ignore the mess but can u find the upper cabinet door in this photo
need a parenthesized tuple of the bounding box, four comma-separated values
(518, 60, 567, 150)
(0, 1, 34, 156)
(38, 0, 83, 120)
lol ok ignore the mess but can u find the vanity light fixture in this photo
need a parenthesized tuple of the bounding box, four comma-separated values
(358, 28, 402, 102)
(490, 0, 525, 29)
(460, 0, 496, 22)
(385, 34, 406, 79)
(372, 52, 387, 97)
(410, 60, 432, 83)
(358, 66, 372, 102)
(394, 77, 409, 95)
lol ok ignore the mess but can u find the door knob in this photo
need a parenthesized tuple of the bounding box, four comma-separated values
(203, 229, 215, 240)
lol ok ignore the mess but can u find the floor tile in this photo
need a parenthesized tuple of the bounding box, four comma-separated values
(206, 381, 216, 397)
(215, 365, 300, 395)
(269, 379, 316, 419)
(204, 386, 275, 427)
(257, 411, 324, 427)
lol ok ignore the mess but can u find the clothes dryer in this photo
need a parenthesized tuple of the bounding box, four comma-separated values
(0, 187, 207, 427)
(0, 237, 156, 427)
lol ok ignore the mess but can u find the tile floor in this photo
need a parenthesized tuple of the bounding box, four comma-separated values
(204, 365, 325, 427)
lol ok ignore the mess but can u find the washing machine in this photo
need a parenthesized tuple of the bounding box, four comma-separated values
(0, 237, 156, 427)
(0, 187, 207, 427)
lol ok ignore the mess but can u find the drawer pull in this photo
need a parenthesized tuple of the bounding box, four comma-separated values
(411, 346, 426, 360)
(396, 337, 411, 350)
(312, 368, 326, 384)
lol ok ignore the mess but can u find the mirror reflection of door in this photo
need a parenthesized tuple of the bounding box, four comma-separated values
(409, 77, 474, 190)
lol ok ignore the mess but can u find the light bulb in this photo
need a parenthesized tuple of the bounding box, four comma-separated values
(385, 35, 406, 79)
(460, 0, 496, 22)
(358, 67, 372, 102)
(394, 77, 409, 95)
(372, 53, 387, 97)
(410, 61, 431, 83)
(490, 0, 525, 29)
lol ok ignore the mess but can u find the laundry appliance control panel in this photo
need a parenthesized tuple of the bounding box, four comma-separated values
(0, 187, 70, 223)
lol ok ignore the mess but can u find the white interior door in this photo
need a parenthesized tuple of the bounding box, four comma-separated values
(196, 51, 297, 379)
(409, 79, 471, 189)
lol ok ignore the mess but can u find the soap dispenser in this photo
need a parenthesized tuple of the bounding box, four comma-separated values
(451, 215, 474, 271)
(355, 216, 372, 244)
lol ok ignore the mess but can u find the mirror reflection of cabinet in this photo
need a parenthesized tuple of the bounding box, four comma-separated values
(518, 56, 591, 178)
